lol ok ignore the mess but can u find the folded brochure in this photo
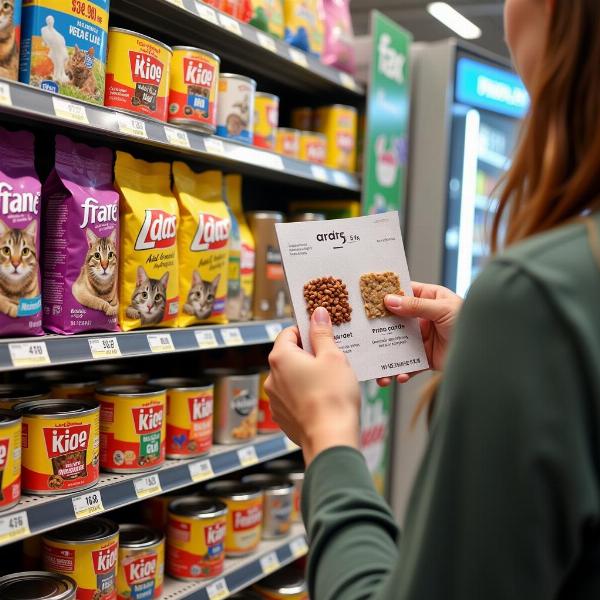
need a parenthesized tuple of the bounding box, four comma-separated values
(275, 212, 429, 381)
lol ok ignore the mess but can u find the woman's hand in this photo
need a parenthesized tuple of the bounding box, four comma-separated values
(378, 282, 463, 387)
(265, 306, 361, 466)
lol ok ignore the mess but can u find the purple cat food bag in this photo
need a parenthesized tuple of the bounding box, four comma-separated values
(0, 127, 43, 337)
(42, 136, 120, 334)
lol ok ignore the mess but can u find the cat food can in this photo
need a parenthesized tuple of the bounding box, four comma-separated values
(206, 369, 259, 444)
(242, 474, 293, 539)
(0, 571, 77, 599)
(117, 524, 165, 600)
(253, 566, 308, 599)
(101, 372, 149, 386)
(274, 128, 300, 158)
(50, 376, 100, 401)
(205, 481, 262, 557)
(43, 517, 119, 600)
(96, 385, 167, 473)
(0, 409, 21, 511)
(16, 399, 100, 495)
(168, 46, 220, 133)
(290, 107, 313, 131)
(314, 104, 358, 172)
(148, 378, 213, 458)
(298, 131, 327, 164)
(0, 383, 47, 409)
(19, 0, 108, 105)
(166, 497, 227, 580)
(257, 370, 279, 433)
(105, 28, 172, 121)
(265, 459, 304, 523)
(253, 92, 279, 150)
(216, 73, 256, 144)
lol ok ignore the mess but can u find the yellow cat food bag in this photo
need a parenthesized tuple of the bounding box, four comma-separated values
(173, 163, 231, 327)
(115, 152, 180, 331)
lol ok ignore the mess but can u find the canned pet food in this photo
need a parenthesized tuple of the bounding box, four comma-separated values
(148, 378, 213, 458)
(216, 74, 257, 144)
(105, 28, 172, 121)
(206, 369, 259, 444)
(0, 409, 21, 511)
(167, 497, 227, 580)
(0, 571, 77, 600)
(16, 399, 100, 495)
(314, 104, 358, 172)
(0, 383, 47, 409)
(253, 565, 308, 599)
(43, 517, 119, 600)
(257, 370, 279, 434)
(117, 524, 165, 600)
(275, 128, 300, 158)
(101, 372, 149, 386)
(96, 385, 167, 473)
(205, 481, 262, 557)
(265, 459, 304, 523)
(298, 131, 327, 164)
(168, 46, 220, 132)
(254, 92, 279, 150)
(50, 376, 100, 401)
(242, 474, 293, 539)
(291, 107, 313, 131)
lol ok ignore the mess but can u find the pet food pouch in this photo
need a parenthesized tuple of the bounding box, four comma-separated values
(172, 163, 230, 327)
(322, 0, 356, 74)
(42, 136, 119, 334)
(249, 0, 284, 39)
(0, 127, 43, 337)
(116, 152, 179, 331)
(283, 0, 324, 56)
(0, 0, 21, 81)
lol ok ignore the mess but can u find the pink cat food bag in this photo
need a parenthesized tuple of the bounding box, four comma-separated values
(0, 127, 43, 337)
(42, 136, 119, 334)
(322, 0, 356, 74)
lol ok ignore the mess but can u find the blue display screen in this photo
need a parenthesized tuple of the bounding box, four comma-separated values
(455, 57, 529, 118)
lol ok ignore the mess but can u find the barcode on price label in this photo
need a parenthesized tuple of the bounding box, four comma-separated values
(237, 445, 258, 467)
(134, 474, 162, 498)
(257, 32, 277, 52)
(89, 337, 121, 359)
(290, 536, 308, 558)
(265, 322, 282, 341)
(164, 126, 191, 148)
(289, 48, 309, 68)
(117, 113, 148, 138)
(0, 511, 30, 544)
(189, 459, 214, 482)
(195, 329, 219, 349)
(52, 97, 89, 124)
(218, 13, 242, 35)
(221, 328, 243, 346)
(9, 342, 50, 367)
(195, 1, 218, 23)
(72, 490, 104, 520)
(147, 333, 175, 353)
(310, 165, 328, 182)
(207, 578, 229, 600)
(0, 82, 13, 106)
(260, 551, 280, 574)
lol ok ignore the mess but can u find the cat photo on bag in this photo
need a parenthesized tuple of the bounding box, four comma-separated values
(184, 271, 220, 321)
(0, 0, 20, 81)
(126, 266, 169, 326)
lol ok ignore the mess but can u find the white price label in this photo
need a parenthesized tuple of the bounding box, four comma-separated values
(72, 490, 104, 519)
(0, 82, 12, 106)
(221, 327, 244, 346)
(257, 32, 277, 53)
(265, 322, 282, 341)
(218, 13, 242, 35)
(52, 97, 89, 124)
(134, 473, 162, 499)
(195, 1, 218, 23)
(207, 578, 229, 600)
(285, 436, 300, 451)
(166, 0, 184, 6)
(195, 329, 219, 349)
(188, 459, 214, 482)
(339, 72, 356, 90)
(290, 536, 308, 558)
(333, 171, 351, 187)
(165, 126, 191, 148)
(204, 137, 225, 155)
(237, 445, 258, 467)
(117, 113, 148, 138)
(9, 342, 50, 367)
(260, 551, 280, 574)
(289, 47, 309, 68)
(88, 337, 121, 359)
(310, 165, 328, 182)
(0, 511, 30, 544)
(147, 333, 175, 353)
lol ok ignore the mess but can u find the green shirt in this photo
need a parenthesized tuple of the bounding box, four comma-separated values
(303, 213, 600, 599)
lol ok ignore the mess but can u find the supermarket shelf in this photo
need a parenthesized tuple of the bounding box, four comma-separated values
(110, 0, 365, 100)
(0, 432, 299, 548)
(162, 525, 308, 600)
(0, 318, 293, 372)
(0, 80, 360, 192)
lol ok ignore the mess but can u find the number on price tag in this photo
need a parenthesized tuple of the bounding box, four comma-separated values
(285, 436, 299, 451)
(221, 328, 243, 346)
(339, 72, 356, 90)
(204, 137, 225, 155)
(72, 490, 104, 520)
(88, 337, 121, 359)
(237, 445, 258, 467)
(134, 473, 162, 499)
(195, 329, 219, 349)
(289, 48, 309, 68)
(0, 82, 12, 106)
(117, 113, 148, 138)
(219, 13, 242, 35)
(52, 97, 89, 124)
(195, 1, 218, 23)
(290, 536, 308, 558)
(265, 322, 282, 341)
(9, 342, 50, 367)
(257, 32, 277, 53)
(333, 171, 351, 187)
(207, 578, 229, 600)
(260, 551, 280, 574)
(147, 333, 175, 353)
(164, 126, 191, 148)
(189, 459, 214, 482)
(310, 165, 328, 182)
(0, 511, 30, 544)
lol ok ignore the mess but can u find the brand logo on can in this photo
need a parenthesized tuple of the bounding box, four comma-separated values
(232, 389, 254, 416)
(183, 58, 215, 87)
(92, 542, 118, 574)
(337, 131, 354, 152)
(135, 209, 177, 250)
(132, 406, 164, 434)
(43, 425, 90, 458)
(305, 142, 326, 163)
(233, 506, 262, 531)
(0, 181, 40, 215)
(0, 439, 8, 469)
(188, 395, 213, 421)
(125, 553, 157, 584)
(190, 215, 230, 251)
(205, 521, 226, 546)
(129, 52, 164, 85)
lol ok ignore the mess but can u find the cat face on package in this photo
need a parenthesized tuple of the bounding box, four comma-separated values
(0, 0, 20, 82)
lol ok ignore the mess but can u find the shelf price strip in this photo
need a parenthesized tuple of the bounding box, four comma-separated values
(221, 327, 244, 346)
(117, 113, 148, 138)
(72, 490, 104, 520)
(207, 578, 229, 600)
(134, 473, 162, 499)
(147, 333, 175, 353)
(89, 337, 121, 359)
(256, 32, 277, 53)
(9, 341, 50, 367)
(218, 13, 242, 36)
(195, 2, 218, 23)
(237, 445, 259, 467)
(189, 458, 214, 482)
(52, 97, 89, 124)
(0, 511, 30, 544)
(195, 329, 219, 349)
(164, 126, 191, 148)
(265, 322, 282, 341)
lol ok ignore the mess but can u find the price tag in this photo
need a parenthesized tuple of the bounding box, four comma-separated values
(189, 459, 214, 482)
(257, 32, 277, 53)
(195, 329, 219, 349)
(265, 322, 282, 341)
(164, 126, 191, 148)
(237, 445, 258, 467)
(88, 337, 121, 359)
(310, 165, 328, 182)
(0, 82, 12, 106)
(290, 536, 308, 558)
(0, 511, 30, 544)
(72, 490, 104, 520)
(117, 113, 148, 138)
(166, 0, 184, 7)
(232, 146, 284, 171)
(52, 97, 89, 124)
(195, 1, 218, 23)
(206, 578, 229, 600)
(285, 436, 300, 451)
(339, 72, 356, 90)
(333, 171, 351, 187)
(289, 48, 309, 68)
(134, 473, 162, 499)
(218, 13, 242, 35)
(147, 333, 175, 353)
(221, 327, 244, 346)
(260, 551, 280, 574)
(9, 342, 50, 367)
(204, 137, 225, 155)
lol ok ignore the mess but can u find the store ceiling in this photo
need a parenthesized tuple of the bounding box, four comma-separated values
(351, 0, 509, 59)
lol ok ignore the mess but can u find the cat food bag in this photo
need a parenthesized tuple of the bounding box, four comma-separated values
(283, 0, 324, 56)
(322, 0, 356, 74)
(172, 163, 230, 327)
(116, 152, 179, 332)
(0, 127, 43, 336)
(250, 0, 284, 39)
(42, 136, 119, 334)
(0, 0, 22, 81)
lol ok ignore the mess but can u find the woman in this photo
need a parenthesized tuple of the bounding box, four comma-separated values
(265, 0, 600, 597)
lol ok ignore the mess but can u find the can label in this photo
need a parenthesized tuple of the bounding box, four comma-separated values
(43, 535, 118, 600)
(169, 49, 219, 131)
(255, 589, 308, 600)
(223, 496, 262, 555)
(214, 375, 258, 444)
(216, 76, 255, 144)
(253, 95, 279, 150)
(275, 129, 300, 158)
(264, 492, 292, 537)
(298, 133, 326, 165)
(166, 387, 213, 457)
(117, 540, 165, 600)
(167, 513, 226, 579)
(257, 371, 278, 433)
(0, 421, 21, 509)
(314, 106, 358, 172)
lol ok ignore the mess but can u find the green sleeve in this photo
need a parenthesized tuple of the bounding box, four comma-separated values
(303, 261, 599, 600)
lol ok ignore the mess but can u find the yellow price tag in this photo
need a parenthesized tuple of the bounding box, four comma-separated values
(206, 578, 229, 600)
(237, 445, 258, 467)
(89, 337, 121, 359)
(72, 490, 104, 520)
(134, 474, 162, 499)
(0, 511, 30, 545)
(9, 342, 50, 367)
(189, 459, 214, 482)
